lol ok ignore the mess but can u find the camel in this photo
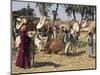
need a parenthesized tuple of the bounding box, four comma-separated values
(32, 16, 49, 51)
(43, 23, 80, 55)
(80, 19, 96, 34)
(69, 19, 96, 51)
(36, 16, 48, 29)
(70, 24, 80, 54)
(42, 20, 81, 55)
(80, 19, 96, 45)
(32, 16, 65, 54)
(69, 19, 96, 40)
(88, 21, 96, 34)
(44, 38, 65, 54)
(87, 21, 96, 45)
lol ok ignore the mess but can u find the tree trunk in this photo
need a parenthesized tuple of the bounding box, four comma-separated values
(92, 14, 94, 20)
(12, 20, 16, 41)
(81, 7, 85, 21)
(42, 3, 47, 16)
(72, 10, 76, 21)
(39, 3, 48, 16)
(38, 3, 47, 17)
(53, 4, 59, 25)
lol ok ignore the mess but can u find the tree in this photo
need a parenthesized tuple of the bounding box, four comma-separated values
(64, 5, 96, 21)
(35, 2, 52, 17)
(76, 5, 87, 21)
(52, 4, 59, 24)
(85, 6, 96, 20)
(65, 5, 79, 21)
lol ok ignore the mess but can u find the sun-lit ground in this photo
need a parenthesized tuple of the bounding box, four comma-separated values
(11, 31, 96, 74)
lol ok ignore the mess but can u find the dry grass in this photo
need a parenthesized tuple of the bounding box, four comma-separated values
(11, 32, 96, 74)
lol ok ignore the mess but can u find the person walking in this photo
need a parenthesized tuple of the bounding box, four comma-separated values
(87, 32, 94, 57)
(52, 24, 57, 39)
(47, 25, 53, 40)
(64, 29, 71, 55)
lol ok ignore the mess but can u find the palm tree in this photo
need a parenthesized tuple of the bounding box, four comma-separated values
(65, 5, 79, 21)
(64, 5, 96, 21)
(86, 6, 96, 20)
(76, 5, 86, 21)
(52, 4, 59, 24)
(35, 2, 52, 17)
(20, 7, 35, 16)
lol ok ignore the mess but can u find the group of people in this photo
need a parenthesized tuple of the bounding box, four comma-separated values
(64, 26, 94, 57)
(15, 17, 94, 69)
(63, 26, 94, 57)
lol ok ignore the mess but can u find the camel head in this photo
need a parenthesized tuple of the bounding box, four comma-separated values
(16, 17, 27, 30)
(80, 18, 89, 28)
(36, 16, 49, 29)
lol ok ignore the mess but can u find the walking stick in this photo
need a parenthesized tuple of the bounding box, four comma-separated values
(30, 38, 36, 66)
(30, 38, 35, 67)
(33, 47, 35, 65)
(28, 31, 37, 67)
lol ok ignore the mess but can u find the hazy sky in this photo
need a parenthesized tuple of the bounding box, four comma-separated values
(12, 1, 81, 21)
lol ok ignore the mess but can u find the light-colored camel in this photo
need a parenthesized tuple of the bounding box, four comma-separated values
(80, 19, 96, 34)
(80, 19, 96, 45)
(33, 16, 49, 51)
(88, 21, 96, 34)
(36, 16, 49, 29)
(69, 21, 80, 54)
(87, 21, 96, 45)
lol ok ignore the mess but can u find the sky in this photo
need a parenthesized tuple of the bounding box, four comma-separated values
(12, 1, 82, 21)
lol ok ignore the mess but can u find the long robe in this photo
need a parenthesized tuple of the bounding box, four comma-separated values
(16, 30, 31, 68)
(87, 35, 93, 56)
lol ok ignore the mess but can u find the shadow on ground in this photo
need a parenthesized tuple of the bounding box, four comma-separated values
(66, 51, 86, 56)
(32, 61, 61, 68)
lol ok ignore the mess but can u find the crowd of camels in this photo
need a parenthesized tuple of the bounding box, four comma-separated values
(13, 16, 96, 54)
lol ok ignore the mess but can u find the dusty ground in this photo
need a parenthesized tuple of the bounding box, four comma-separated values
(11, 32, 96, 74)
